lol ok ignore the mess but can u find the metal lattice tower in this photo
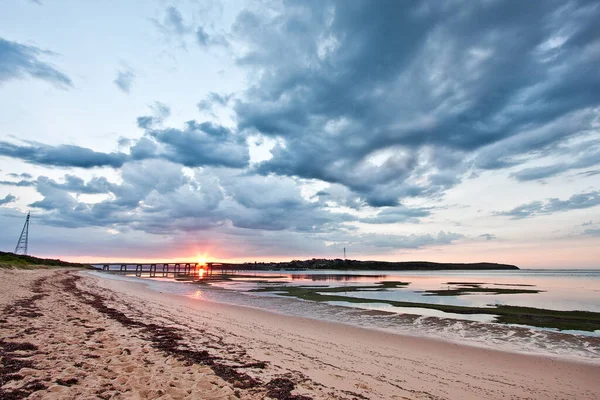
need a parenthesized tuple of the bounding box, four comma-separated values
(14, 212, 30, 255)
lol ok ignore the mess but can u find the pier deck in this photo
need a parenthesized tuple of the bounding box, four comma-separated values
(98, 262, 241, 278)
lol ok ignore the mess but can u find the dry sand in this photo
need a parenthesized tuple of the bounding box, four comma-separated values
(1, 269, 598, 399)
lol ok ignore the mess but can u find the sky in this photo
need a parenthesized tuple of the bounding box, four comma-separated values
(0, 0, 599, 268)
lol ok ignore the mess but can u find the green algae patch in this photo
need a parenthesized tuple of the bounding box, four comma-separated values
(251, 284, 600, 332)
(422, 288, 543, 296)
(252, 281, 411, 295)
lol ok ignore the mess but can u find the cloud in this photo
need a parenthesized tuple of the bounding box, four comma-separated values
(143, 120, 250, 168)
(479, 233, 496, 241)
(196, 26, 229, 47)
(0, 180, 35, 187)
(510, 142, 600, 181)
(157, 6, 191, 36)
(0, 141, 127, 168)
(152, 5, 228, 49)
(136, 101, 171, 129)
(0, 194, 16, 206)
(196, 27, 210, 46)
(21, 163, 356, 237)
(510, 164, 570, 182)
(197, 92, 233, 111)
(7, 173, 33, 179)
(36, 175, 112, 194)
(113, 67, 135, 93)
(228, 1, 600, 207)
(497, 191, 600, 219)
(360, 206, 431, 224)
(576, 170, 600, 178)
(0, 117, 250, 170)
(0, 37, 72, 87)
(336, 231, 464, 251)
(584, 228, 600, 236)
(4, 1, 600, 260)
(152, 6, 194, 48)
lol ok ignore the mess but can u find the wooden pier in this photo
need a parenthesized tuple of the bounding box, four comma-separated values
(99, 262, 241, 279)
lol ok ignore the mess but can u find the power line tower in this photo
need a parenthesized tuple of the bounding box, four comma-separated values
(14, 212, 30, 255)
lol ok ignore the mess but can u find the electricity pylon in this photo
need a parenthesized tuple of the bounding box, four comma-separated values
(14, 212, 30, 255)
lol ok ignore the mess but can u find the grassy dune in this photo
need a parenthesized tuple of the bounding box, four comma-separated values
(0, 251, 92, 269)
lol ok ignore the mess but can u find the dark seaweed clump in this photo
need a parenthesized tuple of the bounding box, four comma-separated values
(61, 275, 312, 398)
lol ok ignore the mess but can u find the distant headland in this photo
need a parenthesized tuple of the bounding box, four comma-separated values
(244, 259, 519, 271)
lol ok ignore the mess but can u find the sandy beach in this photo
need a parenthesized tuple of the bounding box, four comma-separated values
(1, 269, 598, 399)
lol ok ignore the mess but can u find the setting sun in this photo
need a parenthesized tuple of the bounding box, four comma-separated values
(197, 257, 207, 266)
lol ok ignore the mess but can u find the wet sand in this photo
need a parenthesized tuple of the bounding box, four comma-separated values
(1, 268, 598, 399)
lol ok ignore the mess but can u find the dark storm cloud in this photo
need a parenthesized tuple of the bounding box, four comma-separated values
(0, 37, 72, 87)
(113, 67, 135, 93)
(0, 141, 127, 168)
(231, 0, 600, 206)
(0, 194, 16, 206)
(497, 191, 600, 219)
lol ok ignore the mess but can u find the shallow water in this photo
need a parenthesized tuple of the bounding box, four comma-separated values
(214, 269, 600, 312)
(89, 269, 600, 363)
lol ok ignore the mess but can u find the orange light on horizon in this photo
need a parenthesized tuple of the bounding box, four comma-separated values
(197, 256, 208, 266)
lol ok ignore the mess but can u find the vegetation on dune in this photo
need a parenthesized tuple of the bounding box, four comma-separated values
(251, 284, 600, 332)
(0, 251, 92, 269)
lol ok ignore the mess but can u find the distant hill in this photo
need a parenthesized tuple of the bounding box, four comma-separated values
(340, 260, 519, 271)
(0, 251, 92, 269)
(248, 259, 519, 271)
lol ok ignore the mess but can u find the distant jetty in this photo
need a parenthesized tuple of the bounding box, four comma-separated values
(244, 259, 520, 271)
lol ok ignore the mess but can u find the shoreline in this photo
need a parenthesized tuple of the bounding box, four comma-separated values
(1, 268, 599, 399)
(92, 270, 600, 363)
(92, 271, 600, 365)
(90, 270, 600, 398)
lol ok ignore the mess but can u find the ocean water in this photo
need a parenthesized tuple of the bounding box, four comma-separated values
(89, 269, 600, 363)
